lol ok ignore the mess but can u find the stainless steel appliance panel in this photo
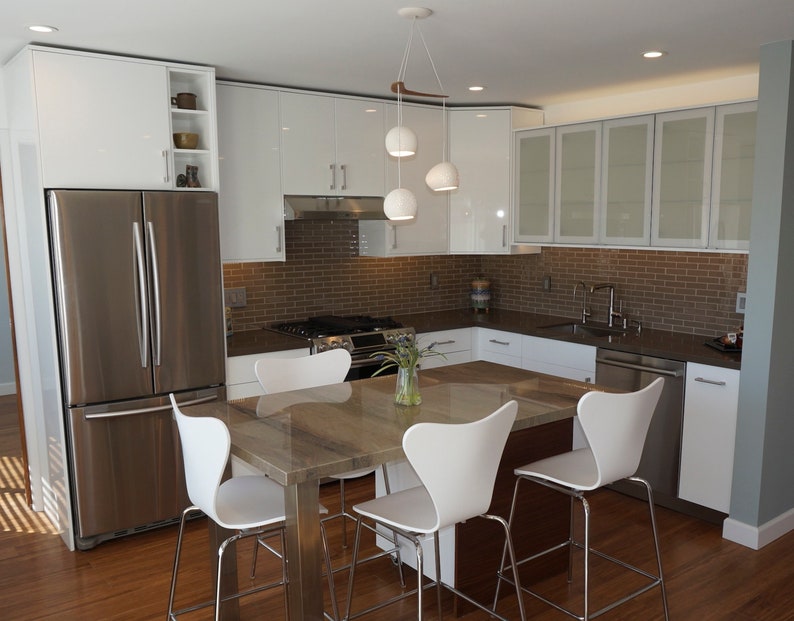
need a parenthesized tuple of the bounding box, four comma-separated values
(48, 190, 153, 405)
(595, 350, 686, 497)
(67, 397, 188, 548)
(143, 192, 225, 394)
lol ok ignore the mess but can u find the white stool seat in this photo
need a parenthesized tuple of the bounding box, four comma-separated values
(345, 400, 528, 621)
(496, 377, 669, 621)
(214, 475, 286, 529)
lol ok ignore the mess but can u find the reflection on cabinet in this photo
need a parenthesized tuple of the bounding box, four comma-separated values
(417, 328, 472, 369)
(651, 108, 715, 248)
(280, 92, 385, 197)
(600, 116, 654, 245)
(450, 107, 543, 254)
(217, 83, 284, 262)
(29, 47, 217, 191)
(520, 336, 595, 382)
(359, 103, 448, 256)
(555, 122, 601, 244)
(709, 102, 756, 250)
(679, 363, 740, 513)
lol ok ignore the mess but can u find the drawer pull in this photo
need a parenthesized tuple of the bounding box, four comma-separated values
(435, 340, 456, 345)
(489, 339, 510, 346)
(694, 377, 727, 386)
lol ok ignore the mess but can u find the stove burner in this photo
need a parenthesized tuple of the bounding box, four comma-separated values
(271, 315, 403, 339)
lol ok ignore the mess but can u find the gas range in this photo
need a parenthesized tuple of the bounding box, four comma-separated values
(270, 316, 415, 371)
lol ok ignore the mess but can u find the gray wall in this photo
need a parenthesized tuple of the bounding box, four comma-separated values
(731, 40, 794, 527)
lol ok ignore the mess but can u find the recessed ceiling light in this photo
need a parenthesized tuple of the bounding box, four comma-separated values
(28, 25, 59, 33)
(468, 85, 485, 92)
(642, 50, 667, 59)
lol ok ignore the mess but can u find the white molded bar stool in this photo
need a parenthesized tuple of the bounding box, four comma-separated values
(166, 393, 290, 621)
(344, 400, 527, 621)
(254, 348, 403, 621)
(495, 377, 669, 621)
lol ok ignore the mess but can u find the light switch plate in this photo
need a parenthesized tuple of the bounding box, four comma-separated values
(736, 292, 747, 314)
(224, 287, 247, 308)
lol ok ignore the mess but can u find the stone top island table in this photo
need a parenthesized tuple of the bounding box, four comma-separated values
(182, 360, 600, 620)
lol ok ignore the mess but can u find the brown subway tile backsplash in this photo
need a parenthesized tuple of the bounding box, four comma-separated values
(222, 221, 747, 338)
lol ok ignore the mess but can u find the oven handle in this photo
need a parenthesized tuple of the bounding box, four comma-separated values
(350, 356, 386, 369)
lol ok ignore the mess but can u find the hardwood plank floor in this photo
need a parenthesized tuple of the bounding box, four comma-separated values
(2, 393, 794, 620)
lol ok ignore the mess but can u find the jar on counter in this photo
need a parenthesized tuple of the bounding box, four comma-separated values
(471, 278, 490, 313)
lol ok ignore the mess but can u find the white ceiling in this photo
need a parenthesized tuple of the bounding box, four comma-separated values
(2, 0, 794, 108)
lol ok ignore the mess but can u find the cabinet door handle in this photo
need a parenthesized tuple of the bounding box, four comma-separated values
(502, 225, 507, 248)
(340, 164, 347, 191)
(391, 225, 398, 249)
(436, 340, 456, 345)
(329, 163, 336, 190)
(275, 225, 282, 254)
(162, 149, 170, 183)
(489, 339, 511, 346)
(694, 376, 727, 386)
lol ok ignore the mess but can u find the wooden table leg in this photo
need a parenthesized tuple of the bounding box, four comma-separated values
(284, 480, 324, 621)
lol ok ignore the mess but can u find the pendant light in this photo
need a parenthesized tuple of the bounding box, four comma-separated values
(384, 77, 418, 221)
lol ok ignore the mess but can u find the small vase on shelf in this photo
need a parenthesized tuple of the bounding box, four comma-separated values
(394, 365, 422, 406)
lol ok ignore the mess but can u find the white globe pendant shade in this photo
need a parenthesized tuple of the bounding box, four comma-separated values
(383, 188, 417, 220)
(385, 125, 417, 157)
(425, 161, 460, 191)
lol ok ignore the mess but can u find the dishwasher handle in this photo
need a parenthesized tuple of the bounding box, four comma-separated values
(597, 356, 683, 378)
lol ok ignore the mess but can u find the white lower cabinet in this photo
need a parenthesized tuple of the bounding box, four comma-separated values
(520, 335, 596, 382)
(475, 328, 522, 368)
(225, 348, 309, 400)
(678, 362, 740, 513)
(417, 328, 472, 369)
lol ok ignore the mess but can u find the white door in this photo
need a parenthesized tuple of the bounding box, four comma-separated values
(280, 92, 336, 195)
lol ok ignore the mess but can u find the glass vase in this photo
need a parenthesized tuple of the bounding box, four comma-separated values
(395, 365, 422, 406)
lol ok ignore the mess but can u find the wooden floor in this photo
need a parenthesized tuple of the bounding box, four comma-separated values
(2, 393, 794, 620)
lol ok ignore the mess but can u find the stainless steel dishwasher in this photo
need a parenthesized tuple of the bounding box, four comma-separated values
(595, 349, 686, 508)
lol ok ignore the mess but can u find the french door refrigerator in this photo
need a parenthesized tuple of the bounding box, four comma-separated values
(47, 190, 225, 549)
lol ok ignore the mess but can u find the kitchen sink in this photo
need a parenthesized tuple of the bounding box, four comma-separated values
(538, 321, 628, 338)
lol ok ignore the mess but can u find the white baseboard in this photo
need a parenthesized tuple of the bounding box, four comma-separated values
(0, 383, 16, 396)
(723, 507, 794, 549)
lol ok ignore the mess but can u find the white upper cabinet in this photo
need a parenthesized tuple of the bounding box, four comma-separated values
(30, 48, 217, 191)
(217, 83, 284, 262)
(600, 116, 654, 245)
(514, 127, 555, 243)
(709, 102, 757, 250)
(555, 122, 601, 244)
(449, 107, 542, 254)
(359, 103, 448, 256)
(651, 107, 715, 248)
(33, 50, 170, 189)
(280, 92, 385, 197)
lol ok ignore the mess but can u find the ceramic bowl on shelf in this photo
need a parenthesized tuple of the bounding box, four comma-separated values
(173, 132, 199, 149)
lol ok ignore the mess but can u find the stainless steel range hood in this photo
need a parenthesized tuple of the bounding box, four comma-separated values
(284, 195, 386, 220)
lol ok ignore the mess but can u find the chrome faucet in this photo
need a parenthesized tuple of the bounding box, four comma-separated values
(574, 281, 591, 323)
(590, 283, 622, 327)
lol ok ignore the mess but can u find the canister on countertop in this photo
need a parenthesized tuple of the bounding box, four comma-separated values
(471, 277, 490, 313)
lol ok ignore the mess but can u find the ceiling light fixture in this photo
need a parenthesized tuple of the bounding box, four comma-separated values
(28, 25, 59, 33)
(642, 50, 667, 59)
(384, 7, 459, 220)
(468, 85, 485, 92)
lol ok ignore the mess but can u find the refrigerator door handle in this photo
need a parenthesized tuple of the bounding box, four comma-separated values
(132, 222, 149, 368)
(147, 221, 163, 367)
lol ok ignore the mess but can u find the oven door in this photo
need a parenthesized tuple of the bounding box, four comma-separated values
(346, 354, 398, 381)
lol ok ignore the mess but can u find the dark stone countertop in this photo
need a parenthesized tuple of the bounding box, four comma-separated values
(226, 308, 741, 371)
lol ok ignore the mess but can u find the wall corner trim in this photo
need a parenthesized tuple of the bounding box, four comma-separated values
(723, 507, 794, 549)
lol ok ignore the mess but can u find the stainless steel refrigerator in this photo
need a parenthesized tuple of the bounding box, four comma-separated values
(47, 190, 225, 549)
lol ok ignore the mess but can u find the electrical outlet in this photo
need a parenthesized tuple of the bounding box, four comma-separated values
(224, 287, 247, 308)
(430, 272, 439, 289)
(736, 292, 747, 314)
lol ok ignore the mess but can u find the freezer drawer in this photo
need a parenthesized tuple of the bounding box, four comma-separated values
(66, 392, 218, 549)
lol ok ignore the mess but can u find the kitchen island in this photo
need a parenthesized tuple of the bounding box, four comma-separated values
(184, 361, 597, 620)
